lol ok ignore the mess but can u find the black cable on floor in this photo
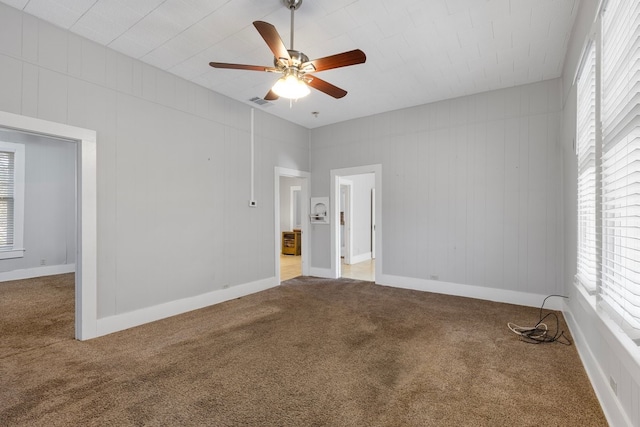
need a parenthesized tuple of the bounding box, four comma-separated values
(507, 294, 571, 345)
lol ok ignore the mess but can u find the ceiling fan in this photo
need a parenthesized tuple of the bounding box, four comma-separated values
(209, 0, 366, 101)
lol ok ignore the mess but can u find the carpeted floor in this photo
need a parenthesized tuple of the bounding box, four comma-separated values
(0, 274, 607, 426)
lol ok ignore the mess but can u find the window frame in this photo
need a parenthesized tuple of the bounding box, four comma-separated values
(598, 0, 640, 333)
(575, 38, 599, 295)
(576, 0, 640, 337)
(0, 140, 25, 260)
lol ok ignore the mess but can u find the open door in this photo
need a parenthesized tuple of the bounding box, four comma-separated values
(339, 180, 352, 265)
(371, 188, 376, 259)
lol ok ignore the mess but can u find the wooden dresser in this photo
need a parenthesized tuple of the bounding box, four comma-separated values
(282, 230, 301, 255)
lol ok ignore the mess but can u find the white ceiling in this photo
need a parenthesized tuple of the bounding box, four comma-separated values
(2, 0, 579, 129)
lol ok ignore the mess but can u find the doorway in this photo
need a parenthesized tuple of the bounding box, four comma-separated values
(275, 167, 310, 282)
(339, 173, 375, 281)
(0, 128, 77, 278)
(331, 165, 381, 282)
(0, 111, 96, 340)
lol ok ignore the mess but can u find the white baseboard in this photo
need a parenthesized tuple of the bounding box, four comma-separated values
(309, 267, 334, 278)
(96, 276, 278, 338)
(376, 273, 564, 310)
(349, 252, 372, 265)
(0, 263, 75, 282)
(564, 302, 633, 427)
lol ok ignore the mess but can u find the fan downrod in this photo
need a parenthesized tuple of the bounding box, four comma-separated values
(282, 0, 302, 50)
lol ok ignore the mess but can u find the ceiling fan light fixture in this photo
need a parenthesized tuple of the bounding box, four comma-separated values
(272, 73, 310, 99)
(209, 0, 366, 101)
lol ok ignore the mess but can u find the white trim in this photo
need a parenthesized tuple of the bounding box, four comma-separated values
(564, 299, 635, 426)
(96, 277, 278, 338)
(377, 273, 566, 310)
(330, 165, 382, 282)
(371, 188, 376, 259)
(275, 167, 310, 282)
(250, 108, 255, 202)
(309, 267, 333, 278)
(0, 263, 75, 282)
(0, 249, 25, 260)
(573, 38, 595, 88)
(0, 111, 97, 341)
(350, 252, 372, 265)
(580, 300, 640, 385)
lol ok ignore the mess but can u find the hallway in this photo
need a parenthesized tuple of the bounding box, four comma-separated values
(280, 255, 375, 282)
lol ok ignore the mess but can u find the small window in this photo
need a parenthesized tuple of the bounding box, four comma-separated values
(0, 140, 25, 259)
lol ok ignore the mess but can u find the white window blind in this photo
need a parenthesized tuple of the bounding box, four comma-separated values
(0, 150, 15, 250)
(576, 41, 598, 293)
(600, 0, 640, 330)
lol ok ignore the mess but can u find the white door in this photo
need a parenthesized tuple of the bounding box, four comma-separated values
(340, 183, 351, 264)
(371, 188, 376, 259)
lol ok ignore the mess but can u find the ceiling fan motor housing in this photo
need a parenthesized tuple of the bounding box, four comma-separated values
(274, 50, 310, 69)
(283, 0, 303, 10)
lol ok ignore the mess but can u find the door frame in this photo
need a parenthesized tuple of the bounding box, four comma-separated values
(0, 111, 97, 341)
(275, 167, 310, 281)
(330, 164, 381, 280)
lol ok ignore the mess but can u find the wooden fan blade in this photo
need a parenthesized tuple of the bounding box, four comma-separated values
(209, 62, 277, 72)
(264, 89, 279, 101)
(302, 49, 366, 72)
(306, 76, 347, 99)
(253, 21, 291, 65)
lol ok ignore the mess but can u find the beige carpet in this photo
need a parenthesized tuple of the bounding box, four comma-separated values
(1, 274, 607, 426)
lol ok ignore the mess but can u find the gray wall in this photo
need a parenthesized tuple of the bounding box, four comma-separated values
(0, 3, 309, 318)
(0, 129, 76, 273)
(310, 79, 562, 297)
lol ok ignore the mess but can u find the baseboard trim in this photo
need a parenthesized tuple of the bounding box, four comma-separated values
(0, 264, 75, 282)
(564, 302, 632, 427)
(349, 252, 371, 265)
(309, 267, 334, 279)
(376, 273, 563, 310)
(96, 277, 278, 338)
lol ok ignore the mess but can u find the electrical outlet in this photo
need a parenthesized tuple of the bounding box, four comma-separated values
(40, 259, 46, 266)
(609, 376, 617, 395)
(429, 274, 439, 280)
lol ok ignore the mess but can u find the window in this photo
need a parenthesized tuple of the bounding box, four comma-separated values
(0, 140, 25, 259)
(576, 41, 598, 293)
(599, 0, 640, 330)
